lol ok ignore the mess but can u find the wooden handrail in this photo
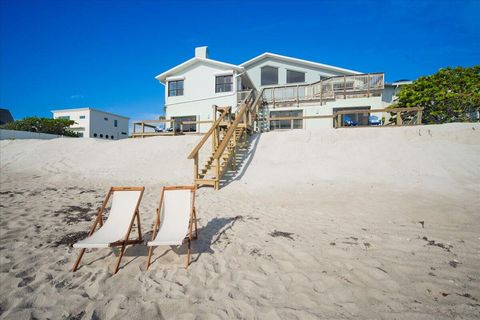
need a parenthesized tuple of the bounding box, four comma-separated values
(333, 106, 423, 115)
(212, 90, 257, 160)
(187, 108, 229, 159)
(264, 107, 423, 122)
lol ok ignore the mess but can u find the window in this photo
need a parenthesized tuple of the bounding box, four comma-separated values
(121, 132, 127, 135)
(333, 107, 371, 127)
(168, 80, 184, 96)
(104, 117, 108, 121)
(111, 136, 114, 140)
(100, 134, 103, 138)
(172, 115, 197, 132)
(57, 116, 70, 120)
(215, 75, 233, 93)
(287, 70, 305, 84)
(261, 66, 278, 86)
(106, 135, 109, 139)
(79, 115, 86, 119)
(269, 110, 303, 130)
(114, 119, 118, 127)
(93, 133, 97, 137)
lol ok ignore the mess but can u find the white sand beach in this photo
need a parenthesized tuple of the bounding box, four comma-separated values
(0, 123, 479, 319)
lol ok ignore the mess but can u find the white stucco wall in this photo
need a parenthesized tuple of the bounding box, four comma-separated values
(52, 109, 129, 139)
(243, 57, 355, 90)
(52, 109, 90, 137)
(164, 62, 239, 132)
(89, 109, 129, 140)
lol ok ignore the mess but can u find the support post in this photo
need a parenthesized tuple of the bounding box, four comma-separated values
(367, 73, 370, 98)
(397, 112, 403, 126)
(320, 82, 323, 106)
(215, 158, 220, 190)
(194, 154, 198, 180)
(417, 110, 423, 125)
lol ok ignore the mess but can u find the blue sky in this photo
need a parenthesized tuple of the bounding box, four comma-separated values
(1, 0, 479, 121)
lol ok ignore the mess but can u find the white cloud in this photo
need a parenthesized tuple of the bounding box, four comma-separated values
(70, 94, 84, 99)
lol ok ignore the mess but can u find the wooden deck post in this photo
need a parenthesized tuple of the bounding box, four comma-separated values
(367, 73, 370, 98)
(397, 112, 403, 126)
(215, 158, 220, 190)
(417, 110, 423, 125)
(194, 154, 198, 180)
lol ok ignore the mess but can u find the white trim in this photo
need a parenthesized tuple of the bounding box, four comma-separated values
(240, 52, 361, 75)
(155, 57, 244, 83)
(214, 71, 234, 76)
(166, 76, 186, 81)
(50, 108, 130, 120)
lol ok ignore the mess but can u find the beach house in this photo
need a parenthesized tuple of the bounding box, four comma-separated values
(51, 108, 129, 139)
(155, 46, 402, 133)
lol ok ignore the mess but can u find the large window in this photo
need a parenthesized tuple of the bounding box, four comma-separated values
(269, 110, 303, 130)
(333, 107, 371, 127)
(287, 70, 305, 84)
(168, 80, 184, 96)
(215, 75, 233, 93)
(261, 66, 278, 86)
(57, 116, 70, 120)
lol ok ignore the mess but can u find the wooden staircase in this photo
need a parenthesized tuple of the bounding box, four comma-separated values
(187, 90, 260, 189)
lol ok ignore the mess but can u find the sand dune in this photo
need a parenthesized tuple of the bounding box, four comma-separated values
(0, 123, 479, 319)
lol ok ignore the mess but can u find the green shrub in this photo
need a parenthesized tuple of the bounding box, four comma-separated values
(0, 117, 80, 137)
(396, 66, 480, 124)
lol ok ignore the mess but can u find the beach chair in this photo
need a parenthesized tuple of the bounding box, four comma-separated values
(146, 186, 198, 269)
(71, 187, 145, 274)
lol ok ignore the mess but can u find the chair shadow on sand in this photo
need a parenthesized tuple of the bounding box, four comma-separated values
(77, 215, 242, 272)
(143, 215, 242, 267)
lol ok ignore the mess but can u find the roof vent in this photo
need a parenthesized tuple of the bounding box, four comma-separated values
(195, 46, 209, 59)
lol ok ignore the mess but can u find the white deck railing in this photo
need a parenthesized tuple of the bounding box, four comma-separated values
(262, 73, 384, 105)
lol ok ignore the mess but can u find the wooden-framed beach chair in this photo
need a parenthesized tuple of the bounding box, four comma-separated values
(146, 185, 198, 269)
(72, 186, 145, 274)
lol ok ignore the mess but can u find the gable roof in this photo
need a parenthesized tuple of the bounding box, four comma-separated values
(155, 57, 244, 83)
(240, 52, 361, 75)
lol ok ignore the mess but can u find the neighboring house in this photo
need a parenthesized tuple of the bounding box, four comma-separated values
(0, 109, 14, 125)
(155, 47, 406, 132)
(51, 108, 129, 139)
(382, 80, 413, 104)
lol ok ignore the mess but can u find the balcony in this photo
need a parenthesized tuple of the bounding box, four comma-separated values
(262, 73, 384, 108)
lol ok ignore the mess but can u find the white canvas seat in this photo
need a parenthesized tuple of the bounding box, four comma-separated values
(71, 187, 144, 274)
(146, 186, 198, 269)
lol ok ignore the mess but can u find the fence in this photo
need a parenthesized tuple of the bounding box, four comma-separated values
(131, 119, 213, 138)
